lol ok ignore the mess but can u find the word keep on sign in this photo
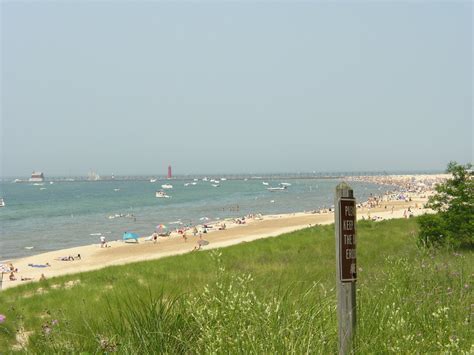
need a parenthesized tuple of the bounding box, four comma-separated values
(339, 198, 357, 282)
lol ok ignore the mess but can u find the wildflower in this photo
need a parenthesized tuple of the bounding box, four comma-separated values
(464, 284, 469, 289)
(42, 324, 52, 335)
(51, 319, 59, 326)
(0, 314, 5, 323)
(98, 336, 118, 352)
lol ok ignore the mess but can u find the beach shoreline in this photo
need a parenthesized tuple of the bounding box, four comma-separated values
(1, 174, 446, 290)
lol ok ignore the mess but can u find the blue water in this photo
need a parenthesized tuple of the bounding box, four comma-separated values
(0, 178, 391, 260)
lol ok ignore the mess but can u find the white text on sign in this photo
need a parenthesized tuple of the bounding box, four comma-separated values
(344, 205, 355, 217)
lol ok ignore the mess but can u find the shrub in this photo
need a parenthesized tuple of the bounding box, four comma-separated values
(418, 162, 473, 249)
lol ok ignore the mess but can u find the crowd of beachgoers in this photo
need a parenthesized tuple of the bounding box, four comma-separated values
(347, 174, 449, 195)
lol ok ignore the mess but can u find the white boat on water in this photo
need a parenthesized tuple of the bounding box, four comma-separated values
(212, 184, 220, 187)
(29, 171, 45, 182)
(0, 198, 5, 207)
(150, 178, 157, 183)
(220, 178, 227, 181)
(267, 186, 287, 191)
(156, 190, 171, 198)
(280, 182, 291, 187)
(13, 179, 22, 183)
(262, 182, 269, 186)
(191, 182, 197, 185)
(161, 184, 173, 189)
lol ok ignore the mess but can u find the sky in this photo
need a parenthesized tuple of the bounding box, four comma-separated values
(1, 1, 472, 177)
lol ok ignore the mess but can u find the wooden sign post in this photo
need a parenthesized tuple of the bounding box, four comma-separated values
(335, 182, 357, 354)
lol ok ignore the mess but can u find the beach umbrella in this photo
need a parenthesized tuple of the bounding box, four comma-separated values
(156, 224, 167, 230)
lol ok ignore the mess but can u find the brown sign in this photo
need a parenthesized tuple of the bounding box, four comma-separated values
(339, 198, 357, 282)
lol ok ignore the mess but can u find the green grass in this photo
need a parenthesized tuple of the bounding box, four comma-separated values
(0, 218, 472, 353)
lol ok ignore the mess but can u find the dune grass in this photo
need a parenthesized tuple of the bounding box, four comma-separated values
(0, 218, 472, 353)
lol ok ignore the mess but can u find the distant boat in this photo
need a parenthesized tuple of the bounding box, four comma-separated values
(193, 178, 198, 181)
(29, 171, 45, 182)
(40, 187, 47, 190)
(191, 182, 197, 185)
(49, 181, 54, 185)
(33, 183, 44, 186)
(150, 178, 157, 183)
(220, 178, 227, 181)
(114, 188, 120, 192)
(13, 179, 22, 183)
(212, 184, 220, 187)
(262, 182, 269, 186)
(267, 186, 287, 191)
(184, 183, 190, 186)
(0, 198, 5, 207)
(161, 184, 173, 189)
(280, 182, 291, 187)
(156, 190, 171, 198)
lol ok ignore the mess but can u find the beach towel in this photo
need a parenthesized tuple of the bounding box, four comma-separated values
(28, 263, 50, 268)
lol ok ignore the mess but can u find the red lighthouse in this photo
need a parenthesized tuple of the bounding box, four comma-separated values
(167, 165, 172, 179)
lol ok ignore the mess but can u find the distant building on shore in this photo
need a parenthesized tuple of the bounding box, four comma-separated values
(88, 171, 101, 181)
(29, 171, 44, 182)
(168, 165, 172, 179)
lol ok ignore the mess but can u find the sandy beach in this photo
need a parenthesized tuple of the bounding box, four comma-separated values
(1, 173, 440, 291)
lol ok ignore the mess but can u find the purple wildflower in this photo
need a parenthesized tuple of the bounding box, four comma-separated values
(0, 314, 5, 323)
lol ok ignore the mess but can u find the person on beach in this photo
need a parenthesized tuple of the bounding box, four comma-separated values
(39, 273, 46, 281)
(9, 272, 16, 281)
(152, 232, 158, 244)
(57, 256, 74, 261)
(100, 235, 107, 248)
(182, 230, 188, 243)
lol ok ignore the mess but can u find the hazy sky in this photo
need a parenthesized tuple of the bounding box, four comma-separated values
(1, 1, 472, 176)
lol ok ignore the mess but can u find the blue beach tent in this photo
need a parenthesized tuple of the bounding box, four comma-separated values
(123, 232, 139, 243)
